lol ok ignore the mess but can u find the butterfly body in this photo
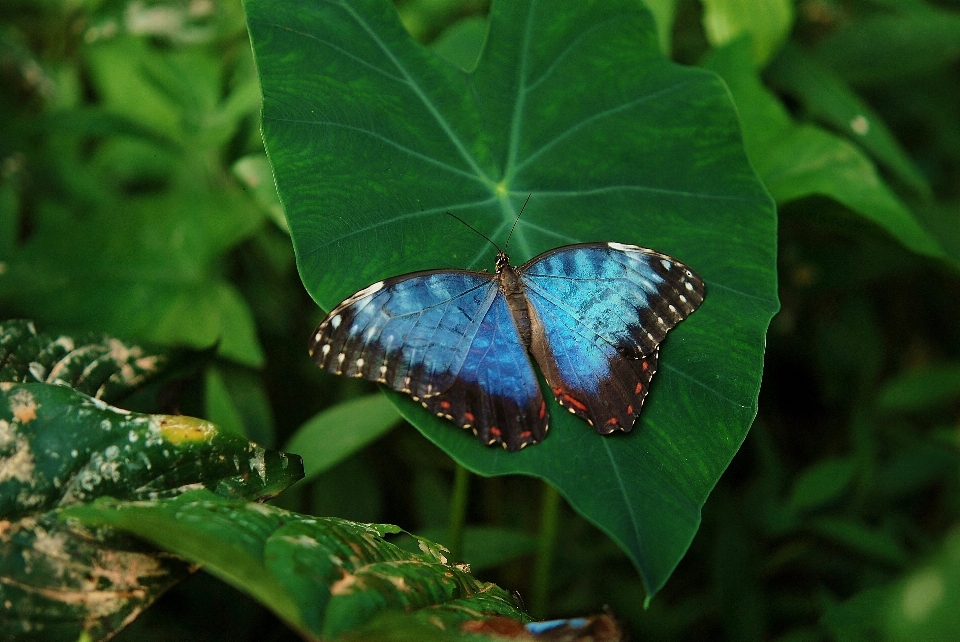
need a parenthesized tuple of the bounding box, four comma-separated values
(309, 242, 704, 451)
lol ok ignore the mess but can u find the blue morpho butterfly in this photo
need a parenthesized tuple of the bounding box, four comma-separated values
(309, 208, 704, 451)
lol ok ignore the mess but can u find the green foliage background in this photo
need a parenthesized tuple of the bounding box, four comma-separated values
(2, 0, 960, 640)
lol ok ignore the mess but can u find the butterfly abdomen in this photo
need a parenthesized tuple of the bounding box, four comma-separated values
(497, 259, 533, 349)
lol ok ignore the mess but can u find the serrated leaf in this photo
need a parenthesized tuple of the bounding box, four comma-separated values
(248, 0, 777, 598)
(0, 382, 303, 640)
(63, 490, 528, 640)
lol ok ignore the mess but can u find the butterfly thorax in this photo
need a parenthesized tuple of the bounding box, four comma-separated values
(495, 250, 533, 348)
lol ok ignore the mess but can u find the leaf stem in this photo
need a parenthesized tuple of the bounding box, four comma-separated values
(531, 482, 561, 617)
(447, 463, 470, 562)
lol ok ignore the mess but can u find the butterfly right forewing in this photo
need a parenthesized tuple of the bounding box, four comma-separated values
(520, 242, 703, 433)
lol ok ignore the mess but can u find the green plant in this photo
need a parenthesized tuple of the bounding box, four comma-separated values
(2, 0, 959, 640)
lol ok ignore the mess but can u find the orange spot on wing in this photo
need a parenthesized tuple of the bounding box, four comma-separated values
(489, 426, 502, 437)
(519, 430, 532, 439)
(538, 400, 546, 419)
(641, 361, 649, 371)
(634, 382, 644, 394)
(626, 405, 634, 415)
(464, 412, 475, 423)
(439, 400, 451, 410)
(563, 394, 588, 412)
(606, 417, 619, 426)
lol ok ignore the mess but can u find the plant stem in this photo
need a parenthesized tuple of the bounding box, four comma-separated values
(531, 482, 561, 618)
(447, 463, 470, 562)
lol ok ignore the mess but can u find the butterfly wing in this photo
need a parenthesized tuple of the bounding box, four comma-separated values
(309, 270, 548, 450)
(520, 242, 704, 433)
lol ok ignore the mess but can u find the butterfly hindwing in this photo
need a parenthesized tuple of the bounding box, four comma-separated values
(426, 292, 548, 450)
(309, 270, 547, 450)
(520, 242, 704, 433)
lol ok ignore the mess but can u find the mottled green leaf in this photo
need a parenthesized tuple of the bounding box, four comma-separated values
(0, 383, 303, 641)
(64, 490, 529, 640)
(0, 319, 169, 402)
(248, 0, 777, 597)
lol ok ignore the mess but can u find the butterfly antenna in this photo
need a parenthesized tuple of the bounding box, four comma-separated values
(446, 212, 502, 253)
(504, 193, 532, 252)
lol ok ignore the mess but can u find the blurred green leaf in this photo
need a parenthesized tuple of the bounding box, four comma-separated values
(285, 393, 402, 482)
(876, 362, 960, 413)
(885, 530, 960, 642)
(812, 8, 960, 86)
(64, 490, 529, 640)
(205, 366, 246, 437)
(767, 43, 931, 196)
(0, 188, 266, 366)
(700, 0, 793, 66)
(416, 525, 538, 572)
(0, 382, 303, 641)
(788, 457, 856, 513)
(873, 442, 959, 501)
(429, 15, 487, 71)
(914, 203, 960, 267)
(702, 38, 954, 270)
(808, 517, 909, 568)
(821, 586, 888, 642)
(248, 0, 777, 598)
(233, 154, 288, 232)
(641, 0, 680, 55)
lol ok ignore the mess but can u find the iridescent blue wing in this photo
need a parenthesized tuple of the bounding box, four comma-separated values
(520, 242, 704, 433)
(308, 271, 547, 450)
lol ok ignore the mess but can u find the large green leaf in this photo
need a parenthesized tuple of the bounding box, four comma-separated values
(0, 382, 303, 640)
(64, 490, 529, 640)
(248, 0, 777, 596)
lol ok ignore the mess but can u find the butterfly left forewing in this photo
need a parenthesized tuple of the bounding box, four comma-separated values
(310, 271, 495, 398)
(309, 270, 547, 450)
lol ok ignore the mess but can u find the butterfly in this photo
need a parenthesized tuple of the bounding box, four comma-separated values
(309, 241, 704, 451)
